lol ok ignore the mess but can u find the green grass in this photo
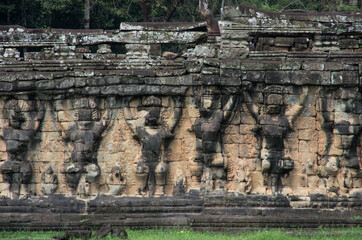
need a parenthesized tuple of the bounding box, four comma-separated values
(0, 227, 361, 240)
(0, 230, 63, 239)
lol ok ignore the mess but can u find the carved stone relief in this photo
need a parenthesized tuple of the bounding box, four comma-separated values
(0, 97, 44, 198)
(244, 85, 308, 194)
(318, 88, 361, 195)
(0, 8, 361, 202)
(193, 86, 238, 193)
(54, 97, 111, 196)
(106, 166, 126, 196)
(41, 165, 58, 195)
(124, 96, 182, 196)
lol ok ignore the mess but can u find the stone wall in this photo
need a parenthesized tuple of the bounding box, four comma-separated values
(0, 6, 361, 229)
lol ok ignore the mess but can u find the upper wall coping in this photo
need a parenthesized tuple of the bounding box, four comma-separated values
(120, 22, 207, 32)
(224, 5, 362, 21)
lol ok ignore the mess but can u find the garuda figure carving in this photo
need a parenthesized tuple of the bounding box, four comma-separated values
(244, 86, 307, 194)
(124, 96, 182, 197)
(319, 88, 361, 194)
(0, 97, 44, 198)
(193, 87, 237, 192)
(55, 97, 111, 196)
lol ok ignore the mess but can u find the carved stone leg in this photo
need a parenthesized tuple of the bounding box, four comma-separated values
(212, 168, 226, 191)
(136, 161, 149, 196)
(190, 160, 203, 189)
(200, 167, 213, 193)
(136, 173, 148, 196)
(271, 173, 279, 195)
(10, 178, 21, 199)
(65, 163, 82, 194)
(155, 161, 167, 196)
(148, 172, 155, 197)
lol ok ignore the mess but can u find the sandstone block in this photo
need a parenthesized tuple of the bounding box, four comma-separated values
(275, 37, 294, 47)
(331, 71, 359, 85)
(339, 38, 359, 49)
(0, 82, 13, 91)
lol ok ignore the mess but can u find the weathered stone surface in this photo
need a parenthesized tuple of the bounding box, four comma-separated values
(93, 224, 112, 238)
(0, 5, 361, 231)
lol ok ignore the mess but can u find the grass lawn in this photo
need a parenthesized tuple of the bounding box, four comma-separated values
(0, 227, 361, 239)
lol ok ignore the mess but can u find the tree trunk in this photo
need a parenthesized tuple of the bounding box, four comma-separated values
(199, 0, 220, 36)
(163, 0, 181, 22)
(6, 0, 10, 24)
(221, 0, 225, 20)
(21, 0, 26, 26)
(48, 14, 51, 28)
(140, 0, 151, 22)
(84, 0, 90, 29)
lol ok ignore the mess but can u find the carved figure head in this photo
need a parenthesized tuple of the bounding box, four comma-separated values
(200, 93, 220, 117)
(266, 94, 283, 114)
(142, 96, 162, 126)
(9, 110, 26, 129)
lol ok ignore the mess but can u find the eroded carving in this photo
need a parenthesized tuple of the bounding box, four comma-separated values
(319, 88, 361, 194)
(193, 87, 238, 192)
(41, 165, 58, 195)
(106, 166, 126, 196)
(244, 85, 308, 194)
(0, 97, 44, 198)
(55, 97, 111, 196)
(124, 96, 182, 196)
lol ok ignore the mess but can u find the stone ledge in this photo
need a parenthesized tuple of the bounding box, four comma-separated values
(0, 194, 360, 230)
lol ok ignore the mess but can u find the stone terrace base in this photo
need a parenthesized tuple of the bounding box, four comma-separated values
(0, 193, 360, 230)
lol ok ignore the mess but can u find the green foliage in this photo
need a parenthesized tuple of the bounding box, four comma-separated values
(34, 0, 73, 15)
(0, 3, 15, 12)
(90, 0, 142, 29)
(0, 0, 360, 29)
(225, 0, 264, 9)
(148, 0, 169, 20)
(338, 3, 361, 12)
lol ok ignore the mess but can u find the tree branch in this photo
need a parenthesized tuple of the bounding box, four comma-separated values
(140, 0, 151, 22)
(163, 0, 182, 22)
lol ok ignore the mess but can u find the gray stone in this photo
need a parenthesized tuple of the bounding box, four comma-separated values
(275, 37, 294, 47)
(339, 38, 359, 49)
(331, 71, 359, 85)
(37, 80, 56, 90)
(0, 82, 13, 91)
(202, 75, 220, 85)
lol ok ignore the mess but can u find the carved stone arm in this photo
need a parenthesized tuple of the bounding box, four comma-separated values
(123, 97, 137, 134)
(243, 91, 259, 123)
(168, 106, 182, 134)
(286, 87, 308, 128)
(161, 96, 183, 135)
(223, 95, 237, 120)
(124, 107, 137, 135)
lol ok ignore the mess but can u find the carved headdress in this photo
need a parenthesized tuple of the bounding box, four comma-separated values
(143, 96, 162, 107)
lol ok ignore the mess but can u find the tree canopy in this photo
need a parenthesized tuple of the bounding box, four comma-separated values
(0, 0, 360, 29)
